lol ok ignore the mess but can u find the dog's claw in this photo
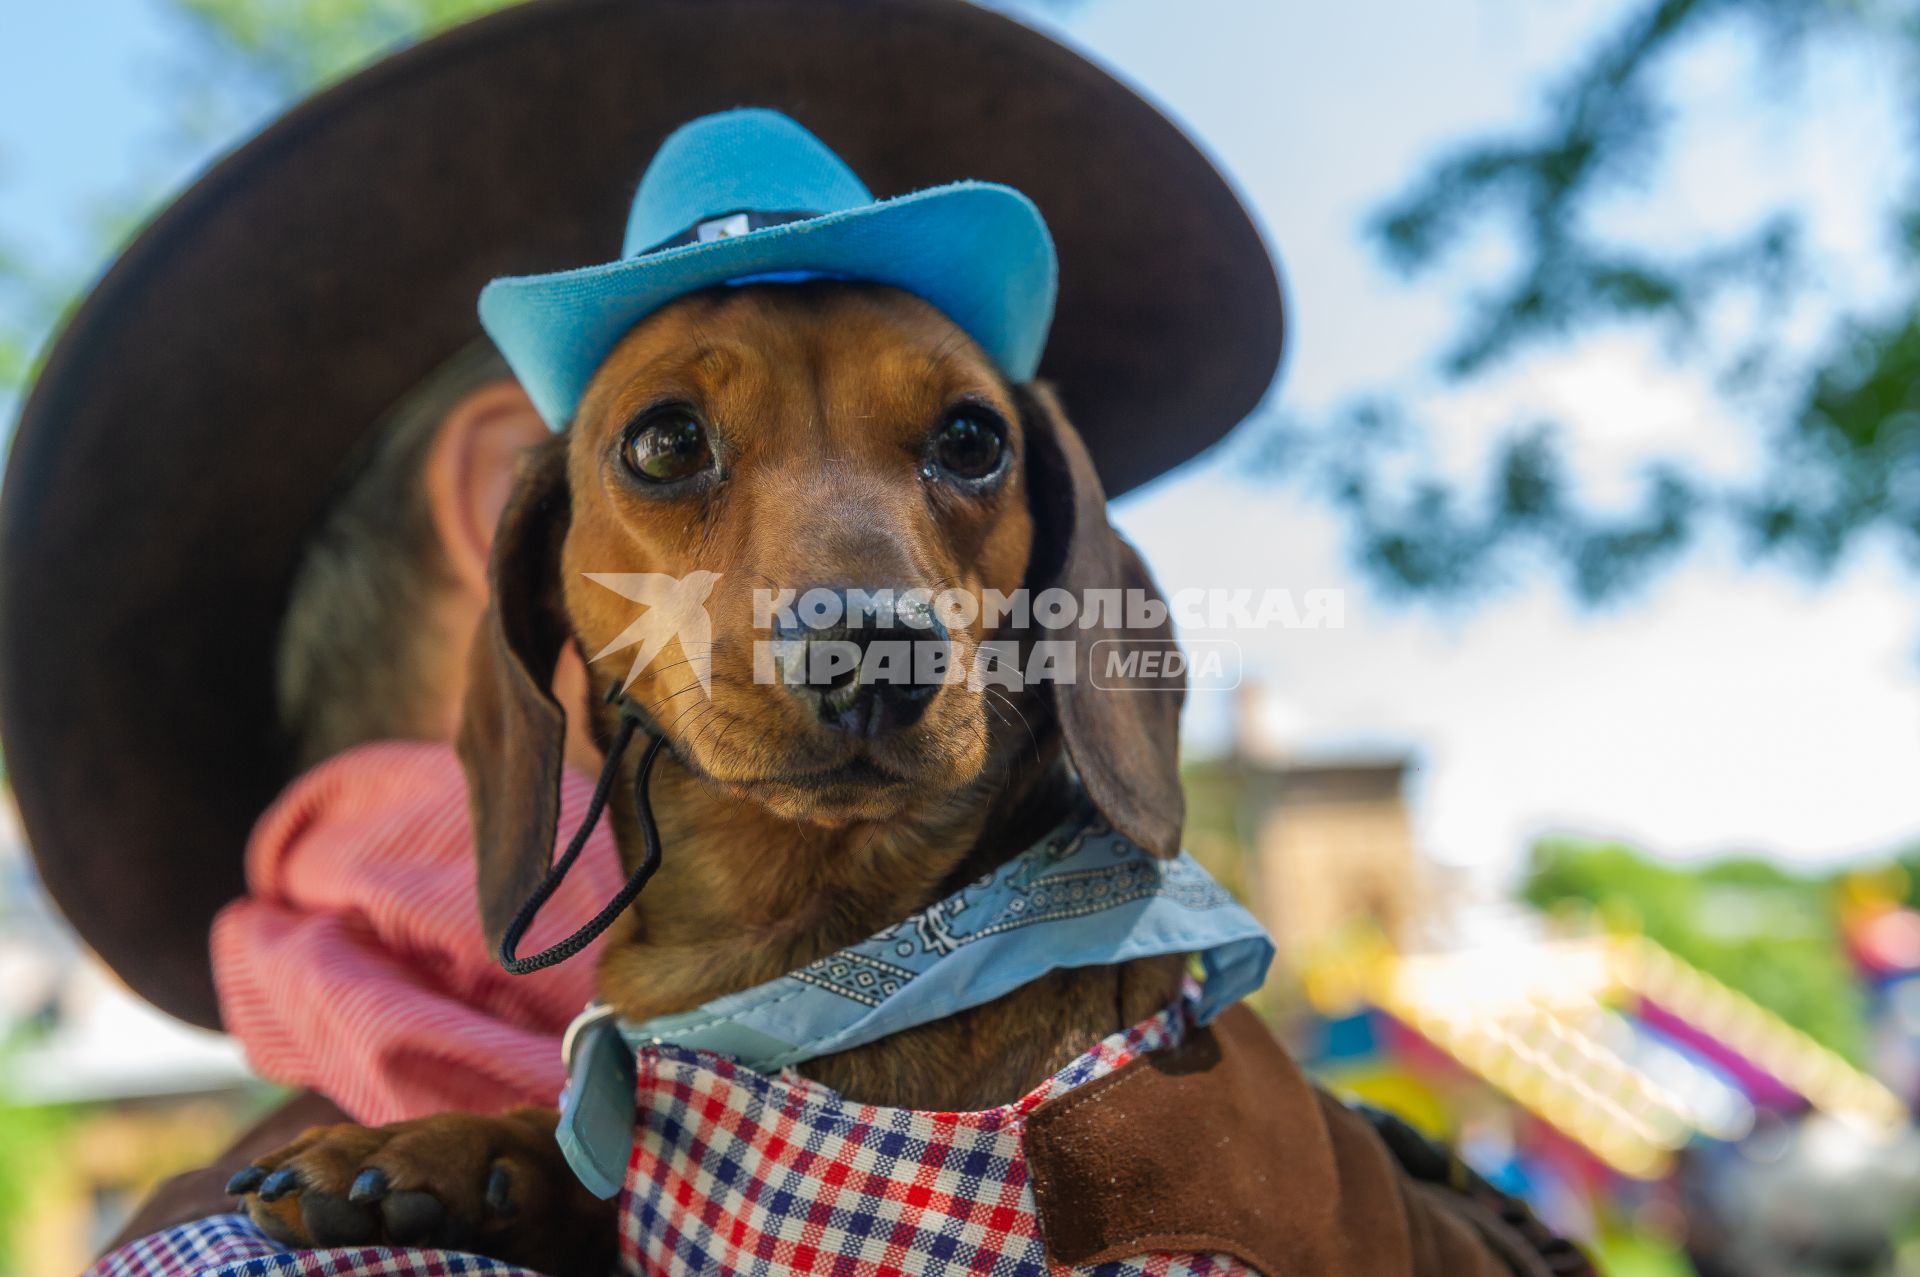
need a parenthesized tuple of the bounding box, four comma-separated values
(257, 1167, 300, 1201)
(485, 1165, 516, 1217)
(348, 1168, 389, 1204)
(225, 1166, 267, 1196)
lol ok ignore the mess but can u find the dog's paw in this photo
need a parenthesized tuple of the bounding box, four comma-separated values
(226, 1108, 611, 1272)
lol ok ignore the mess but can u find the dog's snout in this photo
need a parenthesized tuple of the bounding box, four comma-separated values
(771, 586, 951, 737)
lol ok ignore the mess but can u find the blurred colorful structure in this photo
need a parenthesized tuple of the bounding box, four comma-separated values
(1309, 932, 1905, 1177)
(1844, 887, 1920, 1109)
(1187, 686, 1920, 1269)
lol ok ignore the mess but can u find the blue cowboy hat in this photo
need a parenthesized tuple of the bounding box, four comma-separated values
(480, 108, 1057, 427)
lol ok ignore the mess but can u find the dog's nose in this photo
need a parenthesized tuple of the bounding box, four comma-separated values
(771, 586, 951, 736)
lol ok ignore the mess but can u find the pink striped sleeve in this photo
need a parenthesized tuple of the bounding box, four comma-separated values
(210, 741, 624, 1124)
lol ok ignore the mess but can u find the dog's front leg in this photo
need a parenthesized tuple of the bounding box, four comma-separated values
(226, 1107, 615, 1275)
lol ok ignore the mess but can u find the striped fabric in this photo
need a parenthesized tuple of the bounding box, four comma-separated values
(620, 984, 1257, 1277)
(210, 741, 624, 1124)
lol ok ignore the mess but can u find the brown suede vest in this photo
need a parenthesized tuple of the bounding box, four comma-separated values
(1024, 1005, 1596, 1277)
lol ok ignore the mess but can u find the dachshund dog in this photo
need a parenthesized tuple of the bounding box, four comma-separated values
(228, 280, 1191, 1270)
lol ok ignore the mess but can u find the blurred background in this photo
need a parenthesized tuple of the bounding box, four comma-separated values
(7, 0, 1920, 1273)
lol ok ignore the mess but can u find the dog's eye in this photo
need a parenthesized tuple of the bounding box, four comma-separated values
(622, 410, 713, 484)
(931, 412, 1007, 482)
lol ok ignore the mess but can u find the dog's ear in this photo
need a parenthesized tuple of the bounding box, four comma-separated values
(1017, 383, 1185, 857)
(457, 434, 574, 955)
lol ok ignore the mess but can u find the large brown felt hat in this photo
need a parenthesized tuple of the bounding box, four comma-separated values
(0, 0, 1283, 1028)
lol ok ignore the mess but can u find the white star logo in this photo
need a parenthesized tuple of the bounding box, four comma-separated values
(582, 571, 722, 695)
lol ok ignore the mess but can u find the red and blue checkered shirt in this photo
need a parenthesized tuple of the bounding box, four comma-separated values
(90, 990, 1256, 1277)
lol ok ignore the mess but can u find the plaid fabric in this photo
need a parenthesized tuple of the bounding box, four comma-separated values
(85, 1212, 543, 1277)
(88, 989, 1257, 1277)
(620, 984, 1258, 1277)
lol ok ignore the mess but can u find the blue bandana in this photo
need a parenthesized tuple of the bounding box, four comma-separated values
(555, 801, 1275, 1197)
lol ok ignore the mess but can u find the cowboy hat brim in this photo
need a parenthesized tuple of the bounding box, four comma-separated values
(0, 0, 1283, 1029)
(482, 180, 1057, 428)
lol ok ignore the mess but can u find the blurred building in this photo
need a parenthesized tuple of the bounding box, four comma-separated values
(1253, 759, 1420, 961)
(1185, 684, 1459, 973)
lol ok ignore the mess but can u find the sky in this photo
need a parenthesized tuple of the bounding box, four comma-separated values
(3, 0, 1918, 887)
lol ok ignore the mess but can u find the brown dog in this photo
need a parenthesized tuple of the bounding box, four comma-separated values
(224, 281, 1592, 1277)
(229, 281, 1190, 1267)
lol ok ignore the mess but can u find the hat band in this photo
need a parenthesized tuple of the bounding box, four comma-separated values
(642, 208, 822, 254)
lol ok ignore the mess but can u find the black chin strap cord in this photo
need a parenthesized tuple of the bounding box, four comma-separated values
(498, 698, 667, 976)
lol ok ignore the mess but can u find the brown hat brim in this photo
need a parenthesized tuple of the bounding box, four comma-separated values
(0, 0, 1282, 1028)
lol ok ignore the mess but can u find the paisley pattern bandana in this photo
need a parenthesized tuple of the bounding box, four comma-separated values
(558, 802, 1274, 1197)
